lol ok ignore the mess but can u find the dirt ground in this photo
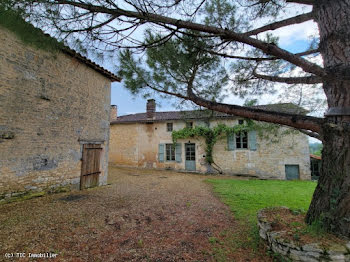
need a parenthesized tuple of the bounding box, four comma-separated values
(0, 166, 271, 262)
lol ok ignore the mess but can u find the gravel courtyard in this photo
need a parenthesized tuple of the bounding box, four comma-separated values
(0, 166, 270, 262)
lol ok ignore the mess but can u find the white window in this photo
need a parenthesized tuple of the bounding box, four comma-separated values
(166, 144, 175, 161)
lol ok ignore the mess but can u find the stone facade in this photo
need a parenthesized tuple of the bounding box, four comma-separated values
(109, 102, 311, 180)
(0, 25, 119, 200)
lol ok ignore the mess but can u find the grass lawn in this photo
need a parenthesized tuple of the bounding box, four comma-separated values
(205, 178, 317, 259)
(206, 179, 317, 224)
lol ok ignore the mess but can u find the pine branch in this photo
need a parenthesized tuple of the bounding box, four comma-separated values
(298, 129, 321, 140)
(185, 86, 323, 133)
(285, 0, 315, 5)
(245, 12, 314, 36)
(146, 82, 323, 133)
(58, 15, 118, 33)
(253, 71, 323, 84)
(202, 48, 319, 61)
(296, 48, 319, 56)
(54, 0, 327, 78)
(203, 49, 276, 61)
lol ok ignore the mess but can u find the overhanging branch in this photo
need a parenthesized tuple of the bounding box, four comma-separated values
(286, 0, 315, 5)
(245, 12, 314, 36)
(203, 48, 320, 61)
(146, 83, 323, 133)
(54, 0, 326, 78)
(253, 71, 323, 84)
(298, 129, 321, 140)
(203, 49, 275, 61)
(296, 48, 320, 57)
(186, 90, 323, 133)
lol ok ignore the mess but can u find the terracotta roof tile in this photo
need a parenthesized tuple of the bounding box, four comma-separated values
(310, 154, 321, 160)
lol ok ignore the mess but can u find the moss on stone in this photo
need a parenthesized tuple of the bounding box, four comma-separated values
(0, 184, 74, 205)
(0, 7, 64, 52)
(48, 185, 71, 194)
(1, 191, 45, 204)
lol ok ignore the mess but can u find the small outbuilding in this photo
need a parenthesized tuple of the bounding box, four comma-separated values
(0, 17, 120, 200)
(310, 154, 321, 180)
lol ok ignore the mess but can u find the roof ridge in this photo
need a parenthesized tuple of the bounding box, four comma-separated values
(117, 103, 304, 117)
(111, 103, 307, 124)
(0, 11, 121, 82)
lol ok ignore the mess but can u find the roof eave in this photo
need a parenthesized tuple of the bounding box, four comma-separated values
(63, 49, 121, 82)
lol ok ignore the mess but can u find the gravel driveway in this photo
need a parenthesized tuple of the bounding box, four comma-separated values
(0, 166, 270, 262)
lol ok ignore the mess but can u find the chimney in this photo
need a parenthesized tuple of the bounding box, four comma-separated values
(146, 99, 156, 119)
(110, 105, 117, 121)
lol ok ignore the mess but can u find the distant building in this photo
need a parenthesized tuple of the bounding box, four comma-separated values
(0, 22, 120, 200)
(310, 154, 322, 180)
(109, 99, 311, 180)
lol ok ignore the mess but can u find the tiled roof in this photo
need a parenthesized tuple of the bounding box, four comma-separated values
(310, 154, 321, 160)
(111, 103, 307, 124)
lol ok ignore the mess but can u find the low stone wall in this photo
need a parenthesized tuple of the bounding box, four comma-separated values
(257, 208, 350, 262)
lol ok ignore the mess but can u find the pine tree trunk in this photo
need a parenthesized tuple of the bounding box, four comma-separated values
(306, 0, 350, 238)
(306, 126, 350, 237)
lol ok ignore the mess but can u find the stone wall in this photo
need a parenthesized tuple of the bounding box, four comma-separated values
(0, 25, 112, 200)
(258, 208, 350, 261)
(109, 118, 311, 180)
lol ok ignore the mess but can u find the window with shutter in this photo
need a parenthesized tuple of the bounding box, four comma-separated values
(248, 130, 257, 151)
(175, 143, 182, 163)
(227, 133, 235, 151)
(158, 144, 165, 162)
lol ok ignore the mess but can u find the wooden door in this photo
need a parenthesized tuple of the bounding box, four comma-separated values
(80, 144, 102, 189)
(185, 143, 196, 171)
(285, 165, 300, 180)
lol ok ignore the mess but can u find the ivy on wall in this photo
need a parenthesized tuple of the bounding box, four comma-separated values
(172, 121, 255, 165)
(172, 120, 299, 167)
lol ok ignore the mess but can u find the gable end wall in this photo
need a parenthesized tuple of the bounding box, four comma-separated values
(0, 26, 112, 199)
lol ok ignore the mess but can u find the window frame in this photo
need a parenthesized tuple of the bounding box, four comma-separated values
(186, 122, 193, 129)
(236, 131, 248, 149)
(165, 143, 176, 161)
(166, 122, 173, 132)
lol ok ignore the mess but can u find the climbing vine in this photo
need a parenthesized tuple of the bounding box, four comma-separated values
(172, 120, 298, 169)
(172, 121, 255, 165)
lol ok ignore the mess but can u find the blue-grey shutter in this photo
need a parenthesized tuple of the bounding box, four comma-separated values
(248, 130, 257, 151)
(227, 133, 235, 151)
(175, 143, 182, 163)
(158, 144, 165, 162)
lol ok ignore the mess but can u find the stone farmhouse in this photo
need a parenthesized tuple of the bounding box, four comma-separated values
(109, 99, 311, 180)
(0, 21, 120, 200)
